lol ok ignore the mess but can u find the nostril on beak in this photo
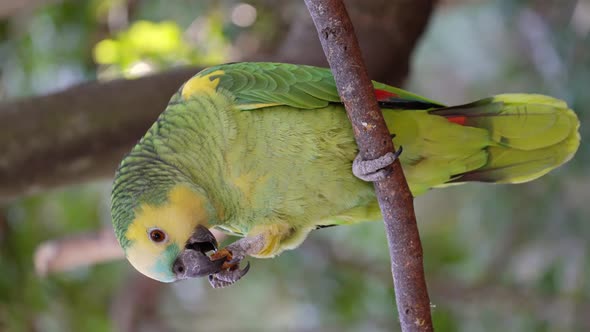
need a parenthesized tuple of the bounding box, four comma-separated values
(173, 260, 185, 276)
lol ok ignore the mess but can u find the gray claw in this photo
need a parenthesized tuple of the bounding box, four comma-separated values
(352, 147, 403, 182)
(208, 276, 233, 288)
(208, 262, 251, 289)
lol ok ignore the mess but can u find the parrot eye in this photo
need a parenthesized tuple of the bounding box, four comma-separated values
(148, 228, 167, 243)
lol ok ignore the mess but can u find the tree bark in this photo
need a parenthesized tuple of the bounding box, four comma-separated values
(0, 68, 198, 201)
(304, 0, 433, 330)
(0, 0, 436, 202)
(276, 0, 435, 85)
(0, 0, 60, 18)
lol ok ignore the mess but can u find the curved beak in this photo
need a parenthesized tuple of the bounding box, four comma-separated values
(173, 225, 225, 280)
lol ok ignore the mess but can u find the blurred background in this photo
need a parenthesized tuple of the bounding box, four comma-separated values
(0, 0, 588, 331)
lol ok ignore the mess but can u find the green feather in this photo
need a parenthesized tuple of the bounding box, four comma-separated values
(111, 62, 580, 275)
(430, 94, 580, 184)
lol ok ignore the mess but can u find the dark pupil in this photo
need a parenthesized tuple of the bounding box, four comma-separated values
(150, 230, 164, 242)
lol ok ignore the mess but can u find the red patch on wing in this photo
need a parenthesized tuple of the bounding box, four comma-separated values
(446, 116, 467, 126)
(374, 89, 399, 101)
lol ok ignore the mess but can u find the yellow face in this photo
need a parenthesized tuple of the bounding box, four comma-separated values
(124, 185, 210, 282)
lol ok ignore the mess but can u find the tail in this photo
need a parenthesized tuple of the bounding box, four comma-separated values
(430, 94, 580, 185)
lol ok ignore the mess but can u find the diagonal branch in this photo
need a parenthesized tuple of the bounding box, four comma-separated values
(33, 227, 227, 275)
(303, 0, 433, 331)
(0, 68, 200, 202)
(0, 0, 435, 204)
(34, 228, 124, 276)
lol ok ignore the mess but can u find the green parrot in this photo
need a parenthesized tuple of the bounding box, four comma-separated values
(111, 62, 580, 287)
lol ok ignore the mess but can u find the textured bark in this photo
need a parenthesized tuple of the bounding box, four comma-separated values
(0, 68, 199, 202)
(275, 0, 435, 85)
(304, 0, 433, 331)
(0, 0, 436, 202)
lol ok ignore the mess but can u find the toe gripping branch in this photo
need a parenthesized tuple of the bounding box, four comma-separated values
(352, 145, 403, 182)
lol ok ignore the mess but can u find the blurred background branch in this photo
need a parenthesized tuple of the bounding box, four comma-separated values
(0, 0, 62, 19)
(34, 227, 123, 276)
(0, 0, 436, 203)
(0, 68, 199, 202)
(33, 228, 227, 276)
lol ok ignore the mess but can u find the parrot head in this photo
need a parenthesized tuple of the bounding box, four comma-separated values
(112, 182, 225, 282)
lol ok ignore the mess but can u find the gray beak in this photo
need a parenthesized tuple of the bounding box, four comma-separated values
(173, 225, 225, 280)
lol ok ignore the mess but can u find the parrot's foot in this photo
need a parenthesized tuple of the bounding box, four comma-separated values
(208, 262, 250, 288)
(207, 234, 265, 288)
(352, 147, 403, 182)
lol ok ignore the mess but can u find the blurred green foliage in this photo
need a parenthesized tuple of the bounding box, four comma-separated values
(1, 0, 589, 331)
(0, 1, 99, 97)
(0, 184, 125, 331)
(93, 18, 228, 78)
(94, 21, 197, 71)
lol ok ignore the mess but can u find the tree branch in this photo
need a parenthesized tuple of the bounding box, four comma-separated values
(0, 0, 435, 203)
(0, 68, 199, 202)
(33, 227, 227, 275)
(303, 236, 590, 330)
(304, 1, 433, 331)
(34, 228, 124, 276)
(274, 0, 436, 85)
